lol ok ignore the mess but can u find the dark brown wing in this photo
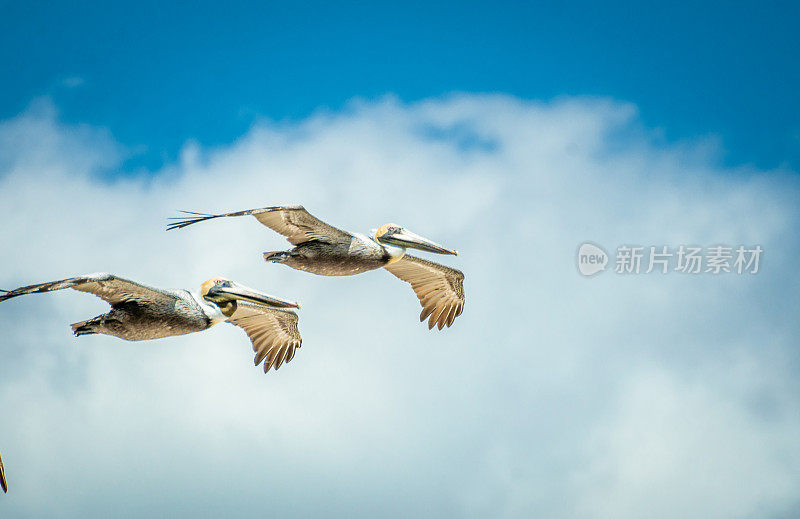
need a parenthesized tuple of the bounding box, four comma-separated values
(0, 449, 7, 493)
(0, 273, 179, 307)
(383, 255, 465, 330)
(167, 205, 353, 245)
(226, 302, 302, 373)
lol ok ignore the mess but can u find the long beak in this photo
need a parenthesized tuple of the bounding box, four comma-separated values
(208, 282, 300, 309)
(382, 229, 459, 255)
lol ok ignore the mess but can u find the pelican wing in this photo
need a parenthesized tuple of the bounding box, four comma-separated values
(168, 205, 353, 245)
(0, 273, 179, 307)
(0, 450, 6, 493)
(383, 255, 465, 330)
(226, 302, 302, 373)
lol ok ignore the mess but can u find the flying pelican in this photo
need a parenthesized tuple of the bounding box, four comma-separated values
(0, 273, 302, 373)
(0, 450, 6, 493)
(168, 206, 465, 330)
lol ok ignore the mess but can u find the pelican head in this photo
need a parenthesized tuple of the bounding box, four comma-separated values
(373, 224, 458, 255)
(200, 277, 300, 317)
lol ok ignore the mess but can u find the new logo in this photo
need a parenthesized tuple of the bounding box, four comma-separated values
(577, 242, 608, 276)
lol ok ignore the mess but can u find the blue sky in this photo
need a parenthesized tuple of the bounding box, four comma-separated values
(2, 1, 799, 171)
(1, 4, 800, 518)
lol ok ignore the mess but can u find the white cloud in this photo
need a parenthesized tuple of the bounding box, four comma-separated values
(575, 365, 800, 519)
(0, 94, 798, 518)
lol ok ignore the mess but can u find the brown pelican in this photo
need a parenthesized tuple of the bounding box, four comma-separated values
(168, 206, 465, 329)
(0, 449, 6, 493)
(0, 273, 302, 373)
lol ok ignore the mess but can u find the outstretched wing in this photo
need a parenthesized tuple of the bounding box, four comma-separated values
(226, 301, 302, 373)
(0, 449, 7, 493)
(0, 273, 179, 308)
(384, 255, 465, 330)
(168, 205, 353, 245)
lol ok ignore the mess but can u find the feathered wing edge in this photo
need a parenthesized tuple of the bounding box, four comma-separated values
(0, 450, 7, 493)
(383, 254, 465, 330)
(0, 273, 176, 307)
(226, 302, 302, 373)
(167, 205, 353, 246)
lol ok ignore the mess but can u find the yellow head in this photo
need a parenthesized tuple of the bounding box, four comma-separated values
(374, 223, 402, 241)
(200, 277, 300, 318)
(200, 277, 229, 298)
(200, 277, 237, 317)
(372, 224, 459, 256)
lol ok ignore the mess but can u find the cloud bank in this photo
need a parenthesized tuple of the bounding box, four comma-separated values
(0, 94, 798, 518)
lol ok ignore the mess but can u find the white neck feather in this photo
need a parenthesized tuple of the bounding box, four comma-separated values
(190, 292, 226, 325)
(365, 230, 405, 264)
(367, 229, 406, 264)
(382, 242, 406, 264)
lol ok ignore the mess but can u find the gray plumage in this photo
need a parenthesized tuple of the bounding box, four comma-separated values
(0, 273, 210, 340)
(168, 205, 466, 329)
(0, 273, 303, 373)
(170, 205, 390, 276)
(264, 236, 390, 276)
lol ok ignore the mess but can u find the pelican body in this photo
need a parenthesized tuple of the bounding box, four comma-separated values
(168, 206, 466, 329)
(0, 273, 303, 373)
(266, 231, 392, 276)
(71, 286, 213, 341)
